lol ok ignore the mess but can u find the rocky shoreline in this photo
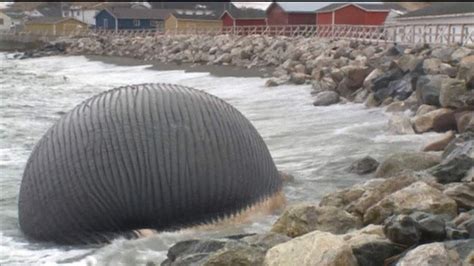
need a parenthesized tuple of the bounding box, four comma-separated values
(5, 35, 474, 265)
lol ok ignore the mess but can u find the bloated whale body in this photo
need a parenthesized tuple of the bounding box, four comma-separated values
(18, 83, 282, 244)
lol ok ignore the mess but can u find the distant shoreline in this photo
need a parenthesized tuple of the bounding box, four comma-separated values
(86, 55, 275, 79)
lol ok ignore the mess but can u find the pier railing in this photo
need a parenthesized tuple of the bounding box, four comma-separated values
(1, 23, 474, 46)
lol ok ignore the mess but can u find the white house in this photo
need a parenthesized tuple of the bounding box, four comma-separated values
(0, 10, 12, 31)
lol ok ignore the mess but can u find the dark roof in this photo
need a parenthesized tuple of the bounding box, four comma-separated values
(398, 2, 474, 18)
(2, 10, 27, 19)
(150, 2, 235, 12)
(105, 7, 171, 20)
(316, 3, 405, 13)
(172, 13, 220, 21)
(36, 3, 63, 17)
(224, 7, 266, 19)
(26, 17, 85, 24)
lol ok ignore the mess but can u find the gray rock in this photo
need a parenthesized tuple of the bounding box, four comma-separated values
(440, 78, 469, 108)
(429, 154, 474, 184)
(422, 58, 443, 74)
(372, 68, 404, 102)
(375, 152, 440, 178)
(431, 47, 456, 63)
(445, 226, 470, 240)
(444, 183, 474, 210)
(416, 74, 448, 106)
(457, 55, 474, 90)
(313, 91, 340, 106)
(290, 72, 307, 85)
(348, 156, 379, 175)
(451, 47, 472, 63)
(364, 181, 458, 224)
(352, 240, 405, 266)
(311, 77, 337, 93)
(442, 131, 474, 160)
(383, 214, 421, 246)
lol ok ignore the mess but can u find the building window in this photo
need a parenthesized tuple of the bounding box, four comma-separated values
(133, 19, 140, 27)
(104, 18, 108, 28)
(150, 20, 158, 27)
(0, 19, 3, 25)
(76, 11, 80, 16)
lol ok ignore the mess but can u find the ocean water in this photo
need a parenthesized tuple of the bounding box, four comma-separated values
(0, 53, 441, 265)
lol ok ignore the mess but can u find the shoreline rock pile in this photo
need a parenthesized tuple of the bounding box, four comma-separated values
(159, 130, 473, 266)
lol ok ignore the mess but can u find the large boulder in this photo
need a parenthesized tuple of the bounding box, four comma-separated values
(422, 131, 455, 152)
(375, 152, 440, 178)
(364, 181, 458, 224)
(347, 156, 379, 175)
(455, 111, 474, 133)
(311, 77, 337, 93)
(372, 68, 404, 102)
(396, 54, 422, 73)
(431, 47, 456, 63)
(444, 183, 474, 211)
(388, 115, 415, 135)
(429, 154, 474, 184)
(163, 233, 289, 266)
(341, 65, 371, 90)
(451, 47, 472, 63)
(416, 104, 438, 116)
(442, 132, 474, 160)
(422, 58, 443, 74)
(327, 174, 418, 217)
(384, 212, 449, 246)
(264, 231, 358, 266)
(411, 108, 454, 133)
(440, 78, 470, 109)
(348, 225, 405, 266)
(290, 72, 308, 85)
(312, 91, 340, 106)
(416, 74, 449, 106)
(396, 240, 474, 266)
(271, 205, 362, 237)
(457, 55, 474, 90)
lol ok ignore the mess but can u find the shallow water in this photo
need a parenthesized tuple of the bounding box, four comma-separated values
(0, 53, 441, 265)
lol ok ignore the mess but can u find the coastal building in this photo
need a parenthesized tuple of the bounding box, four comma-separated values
(393, 2, 474, 44)
(395, 2, 474, 25)
(2, 10, 27, 31)
(220, 7, 267, 27)
(0, 11, 13, 31)
(24, 17, 87, 35)
(266, 2, 323, 25)
(165, 13, 222, 31)
(95, 8, 170, 31)
(315, 3, 405, 26)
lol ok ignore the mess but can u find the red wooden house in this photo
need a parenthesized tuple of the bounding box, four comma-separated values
(266, 2, 323, 25)
(315, 3, 405, 25)
(220, 7, 266, 27)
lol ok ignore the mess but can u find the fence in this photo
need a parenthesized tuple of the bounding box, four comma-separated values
(1, 23, 474, 46)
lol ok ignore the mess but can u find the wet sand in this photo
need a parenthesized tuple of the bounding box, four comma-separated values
(86, 55, 274, 78)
